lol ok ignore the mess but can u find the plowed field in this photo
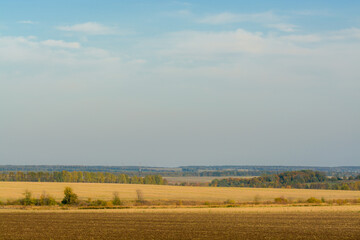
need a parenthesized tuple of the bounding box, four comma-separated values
(1, 209, 359, 239)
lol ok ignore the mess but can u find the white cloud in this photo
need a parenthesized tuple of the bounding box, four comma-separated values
(199, 12, 239, 24)
(280, 34, 322, 43)
(129, 59, 147, 64)
(199, 12, 301, 33)
(41, 40, 81, 49)
(328, 28, 360, 40)
(267, 23, 298, 32)
(292, 10, 330, 16)
(18, 20, 37, 24)
(0, 36, 119, 66)
(165, 29, 266, 55)
(199, 11, 280, 25)
(149, 28, 314, 61)
(278, 28, 360, 44)
(0, 37, 40, 62)
(176, 9, 192, 16)
(2, 26, 360, 82)
(57, 22, 116, 35)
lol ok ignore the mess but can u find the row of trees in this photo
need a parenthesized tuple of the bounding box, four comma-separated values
(3, 187, 145, 207)
(210, 170, 360, 190)
(0, 171, 167, 185)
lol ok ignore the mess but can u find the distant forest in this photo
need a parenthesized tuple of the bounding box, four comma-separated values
(1, 165, 359, 178)
(210, 170, 360, 190)
(0, 171, 167, 185)
(1, 169, 360, 190)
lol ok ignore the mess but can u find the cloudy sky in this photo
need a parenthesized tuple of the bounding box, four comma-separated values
(1, 0, 360, 166)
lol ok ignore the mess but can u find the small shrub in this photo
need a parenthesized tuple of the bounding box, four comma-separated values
(224, 199, 236, 205)
(112, 192, 122, 206)
(90, 200, 108, 206)
(21, 190, 36, 206)
(254, 195, 261, 204)
(77, 200, 90, 207)
(37, 192, 57, 206)
(136, 189, 145, 204)
(307, 197, 321, 203)
(335, 199, 348, 205)
(7, 199, 21, 205)
(204, 201, 210, 206)
(274, 197, 288, 204)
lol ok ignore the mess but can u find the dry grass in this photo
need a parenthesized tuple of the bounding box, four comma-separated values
(1, 205, 360, 213)
(1, 181, 360, 203)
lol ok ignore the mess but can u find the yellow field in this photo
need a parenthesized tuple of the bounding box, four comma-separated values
(164, 176, 255, 184)
(1, 181, 360, 202)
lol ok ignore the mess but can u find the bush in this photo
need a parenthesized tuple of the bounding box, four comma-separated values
(91, 200, 108, 206)
(37, 192, 57, 206)
(61, 187, 78, 205)
(274, 197, 288, 204)
(335, 199, 348, 205)
(7, 199, 21, 205)
(112, 192, 122, 206)
(306, 197, 321, 203)
(77, 200, 90, 207)
(20, 190, 36, 206)
(224, 199, 236, 205)
(253, 195, 261, 204)
(136, 189, 145, 204)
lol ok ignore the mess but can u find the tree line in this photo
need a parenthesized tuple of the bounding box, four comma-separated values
(210, 170, 360, 190)
(0, 171, 167, 185)
(3, 187, 125, 207)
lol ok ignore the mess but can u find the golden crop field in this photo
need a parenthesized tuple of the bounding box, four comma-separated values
(1, 181, 360, 202)
(164, 176, 255, 184)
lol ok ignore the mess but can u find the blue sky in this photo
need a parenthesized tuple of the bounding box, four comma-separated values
(1, 1, 360, 166)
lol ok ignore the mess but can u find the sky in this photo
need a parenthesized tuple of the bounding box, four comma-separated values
(1, 0, 360, 167)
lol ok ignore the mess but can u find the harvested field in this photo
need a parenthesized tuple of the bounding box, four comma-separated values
(164, 176, 255, 184)
(1, 181, 360, 202)
(0, 207, 359, 239)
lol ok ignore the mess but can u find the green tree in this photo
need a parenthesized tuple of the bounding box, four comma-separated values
(112, 192, 122, 205)
(22, 190, 35, 206)
(131, 175, 140, 184)
(61, 187, 78, 205)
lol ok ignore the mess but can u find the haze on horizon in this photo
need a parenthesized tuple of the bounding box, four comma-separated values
(1, 0, 359, 167)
